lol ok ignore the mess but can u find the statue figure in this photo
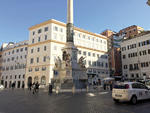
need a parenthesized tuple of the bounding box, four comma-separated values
(78, 56, 86, 68)
(55, 56, 62, 68)
(63, 51, 67, 61)
(66, 53, 71, 67)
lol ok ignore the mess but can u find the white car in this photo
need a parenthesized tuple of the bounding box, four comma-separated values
(0, 85, 4, 90)
(112, 82, 150, 104)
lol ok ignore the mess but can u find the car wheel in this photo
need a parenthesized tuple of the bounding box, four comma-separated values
(113, 99, 119, 103)
(130, 96, 137, 105)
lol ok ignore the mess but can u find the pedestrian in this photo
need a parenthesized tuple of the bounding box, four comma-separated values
(35, 82, 39, 93)
(103, 82, 106, 90)
(32, 82, 36, 94)
(48, 83, 53, 95)
(110, 81, 113, 91)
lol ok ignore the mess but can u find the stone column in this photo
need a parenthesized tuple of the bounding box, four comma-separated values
(67, 0, 73, 24)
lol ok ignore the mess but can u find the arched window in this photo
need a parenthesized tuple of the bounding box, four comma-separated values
(41, 76, 46, 85)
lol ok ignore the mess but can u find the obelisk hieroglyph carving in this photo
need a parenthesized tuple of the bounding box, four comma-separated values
(67, 0, 74, 43)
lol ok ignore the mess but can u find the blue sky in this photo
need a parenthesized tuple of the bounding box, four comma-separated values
(0, 0, 150, 46)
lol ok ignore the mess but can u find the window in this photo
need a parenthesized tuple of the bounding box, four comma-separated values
(16, 49, 19, 53)
(88, 52, 91, 56)
(44, 46, 46, 51)
(124, 65, 128, 69)
(19, 75, 21, 79)
(35, 67, 39, 71)
(148, 49, 150, 54)
(43, 56, 46, 62)
(31, 49, 33, 53)
(123, 55, 126, 59)
(138, 42, 141, 47)
(93, 53, 95, 57)
(131, 74, 134, 78)
(11, 57, 14, 61)
(60, 28, 63, 32)
(33, 31, 35, 35)
(38, 29, 42, 34)
(37, 57, 39, 63)
(20, 48, 23, 52)
(25, 47, 27, 51)
(23, 74, 25, 79)
(105, 63, 108, 68)
(44, 27, 48, 32)
(25, 55, 27, 59)
(93, 62, 96, 67)
(129, 64, 133, 70)
(42, 67, 46, 71)
(28, 68, 32, 72)
(37, 48, 40, 52)
(32, 39, 34, 43)
(38, 37, 41, 42)
(78, 51, 81, 54)
(54, 26, 58, 31)
(12, 50, 14, 54)
(88, 61, 91, 66)
(30, 58, 34, 64)
(45, 35, 47, 40)
(83, 51, 86, 56)
(83, 35, 85, 39)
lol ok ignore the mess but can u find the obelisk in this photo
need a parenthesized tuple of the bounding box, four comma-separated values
(53, 0, 87, 90)
(67, 0, 74, 43)
(63, 0, 78, 71)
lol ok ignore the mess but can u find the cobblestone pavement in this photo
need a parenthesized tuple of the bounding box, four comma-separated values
(0, 89, 150, 113)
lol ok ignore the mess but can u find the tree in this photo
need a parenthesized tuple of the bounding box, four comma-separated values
(147, 0, 150, 6)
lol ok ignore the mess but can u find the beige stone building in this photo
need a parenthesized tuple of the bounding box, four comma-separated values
(1, 41, 28, 88)
(119, 25, 144, 39)
(0, 49, 2, 84)
(121, 31, 150, 80)
(25, 19, 109, 87)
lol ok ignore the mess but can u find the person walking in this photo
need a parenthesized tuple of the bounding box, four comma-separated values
(35, 82, 39, 93)
(32, 82, 36, 94)
(48, 84, 53, 95)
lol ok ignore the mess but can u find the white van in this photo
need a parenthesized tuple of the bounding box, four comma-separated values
(112, 82, 150, 104)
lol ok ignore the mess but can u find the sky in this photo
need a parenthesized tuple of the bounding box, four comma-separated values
(0, 0, 150, 46)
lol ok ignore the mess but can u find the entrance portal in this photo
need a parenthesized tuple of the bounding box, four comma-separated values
(28, 77, 32, 86)
(4, 81, 7, 88)
(17, 81, 21, 88)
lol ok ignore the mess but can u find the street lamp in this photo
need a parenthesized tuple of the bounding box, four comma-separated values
(147, 0, 150, 6)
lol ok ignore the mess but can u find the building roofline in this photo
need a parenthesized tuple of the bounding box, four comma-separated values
(122, 31, 150, 42)
(29, 19, 108, 40)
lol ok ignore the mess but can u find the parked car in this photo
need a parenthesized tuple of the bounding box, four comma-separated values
(112, 82, 150, 104)
(0, 84, 4, 90)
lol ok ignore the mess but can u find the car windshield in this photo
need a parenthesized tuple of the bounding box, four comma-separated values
(113, 84, 129, 89)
